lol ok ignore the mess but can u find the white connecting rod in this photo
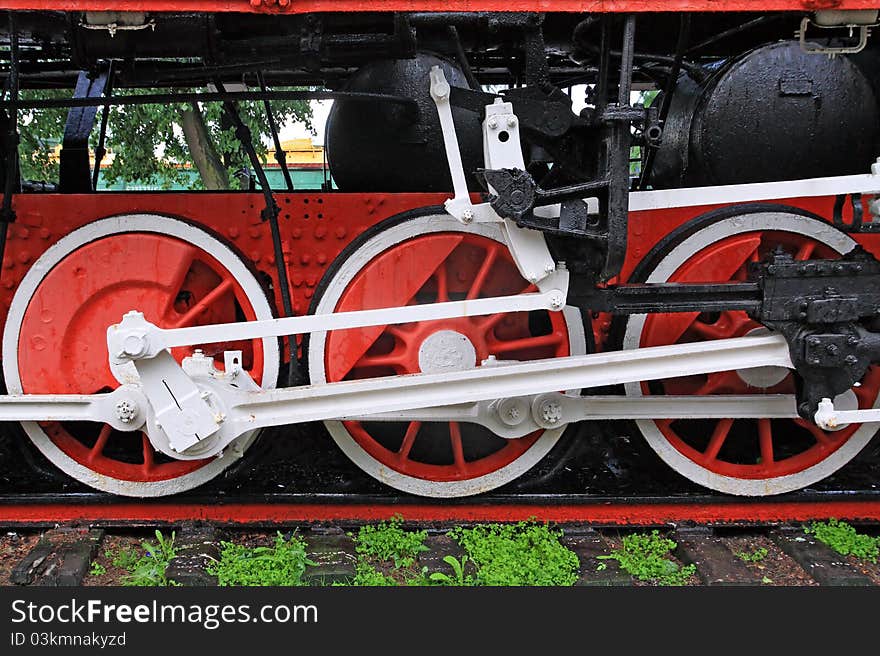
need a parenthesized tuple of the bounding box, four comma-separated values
(222, 334, 794, 436)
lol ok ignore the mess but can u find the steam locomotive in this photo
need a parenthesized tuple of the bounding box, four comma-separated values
(1, 3, 880, 500)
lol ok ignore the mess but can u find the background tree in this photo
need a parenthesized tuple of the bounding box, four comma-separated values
(17, 88, 313, 190)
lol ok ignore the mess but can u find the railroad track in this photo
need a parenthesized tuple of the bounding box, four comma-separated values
(3, 520, 878, 587)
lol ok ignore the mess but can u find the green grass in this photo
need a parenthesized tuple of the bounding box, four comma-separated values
(448, 521, 579, 586)
(208, 532, 315, 586)
(599, 530, 695, 586)
(353, 515, 429, 569)
(736, 547, 768, 563)
(105, 530, 178, 586)
(805, 519, 880, 563)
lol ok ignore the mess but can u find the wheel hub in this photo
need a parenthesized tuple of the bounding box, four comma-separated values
(735, 328, 790, 388)
(417, 329, 477, 373)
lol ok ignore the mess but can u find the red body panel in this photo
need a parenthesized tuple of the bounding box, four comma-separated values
(0, 0, 875, 13)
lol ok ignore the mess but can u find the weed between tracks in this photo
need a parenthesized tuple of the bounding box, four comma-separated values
(82, 518, 880, 587)
(805, 519, 880, 563)
(100, 530, 179, 586)
(599, 530, 696, 586)
(208, 532, 315, 586)
(347, 516, 579, 586)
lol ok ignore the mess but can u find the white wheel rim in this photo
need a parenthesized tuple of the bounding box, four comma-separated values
(622, 211, 878, 495)
(2, 214, 280, 497)
(308, 213, 586, 497)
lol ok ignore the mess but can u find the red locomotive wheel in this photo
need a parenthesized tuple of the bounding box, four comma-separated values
(622, 209, 880, 495)
(308, 212, 585, 497)
(3, 215, 280, 496)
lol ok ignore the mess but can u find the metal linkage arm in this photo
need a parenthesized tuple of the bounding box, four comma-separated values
(0, 386, 146, 432)
(347, 394, 799, 439)
(107, 271, 568, 362)
(208, 334, 794, 448)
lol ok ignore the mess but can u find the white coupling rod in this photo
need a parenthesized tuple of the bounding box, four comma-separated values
(108, 271, 568, 362)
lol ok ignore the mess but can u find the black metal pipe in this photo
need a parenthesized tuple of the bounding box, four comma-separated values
(1, 12, 18, 225)
(638, 14, 690, 190)
(215, 80, 301, 387)
(256, 71, 293, 192)
(448, 26, 480, 90)
(0, 89, 419, 116)
(91, 61, 114, 190)
(617, 15, 636, 107)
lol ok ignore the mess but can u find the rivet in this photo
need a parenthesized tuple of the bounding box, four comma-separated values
(292, 228, 302, 239)
(317, 253, 327, 265)
(301, 254, 311, 265)
(335, 227, 347, 239)
(315, 227, 327, 239)
(304, 290, 313, 299)
(251, 252, 261, 263)
(228, 227, 240, 239)
(17, 251, 30, 264)
(306, 276, 317, 288)
(249, 228, 261, 239)
(39, 228, 50, 240)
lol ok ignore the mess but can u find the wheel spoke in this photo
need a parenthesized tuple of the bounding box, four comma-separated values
(161, 246, 199, 316)
(758, 418, 774, 464)
(689, 319, 733, 340)
(398, 421, 421, 460)
(169, 278, 235, 328)
(721, 311, 757, 336)
(88, 424, 113, 462)
(695, 371, 741, 395)
(794, 418, 834, 447)
(449, 422, 466, 470)
(702, 418, 734, 462)
(355, 353, 406, 370)
(466, 245, 500, 300)
(141, 433, 155, 472)
(795, 242, 816, 261)
(434, 262, 449, 302)
(489, 333, 564, 354)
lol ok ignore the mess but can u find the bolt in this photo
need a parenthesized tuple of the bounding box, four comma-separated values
(121, 333, 148, 358)
(845, 355, 859, 365)
(507, 116, 517, 128)
(540, 400, 563, 425)
(115, 399, 137, 424)
(461, 209, 474, 223)
(549, 293, 564, 309)
(826, 344, 839, 355)
(488, 118, 498, 129)
(847, 336, 859, 346)
(807, 337, 821, 346)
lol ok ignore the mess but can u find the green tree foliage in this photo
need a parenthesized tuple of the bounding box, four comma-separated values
(16, 87, 312, 189)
